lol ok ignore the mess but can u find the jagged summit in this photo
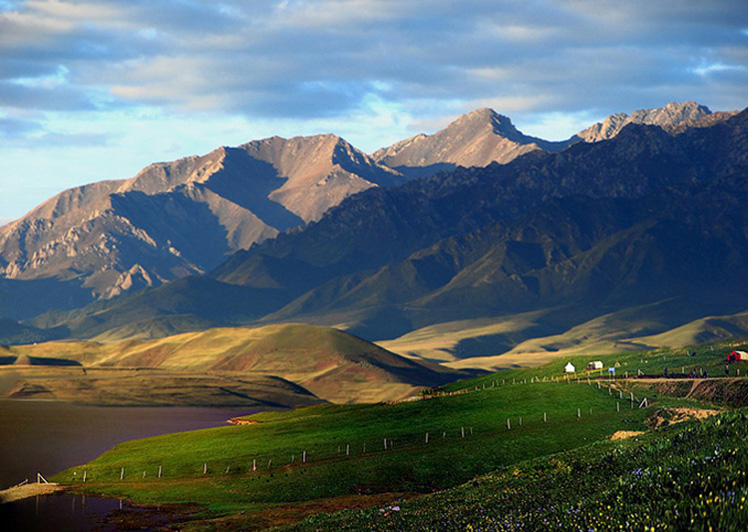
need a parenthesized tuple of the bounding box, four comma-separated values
(576, 101, 713, 142)
(0, 133, 404, 302)
(451, 108, 523, 140)
(372, 107, 572, 174)
(0, 100, 738, 319)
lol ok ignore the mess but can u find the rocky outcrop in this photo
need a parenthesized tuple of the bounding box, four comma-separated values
(574, 101, 714, 142)
(0, 135, 404, 301)
(373, 108, 572, 175)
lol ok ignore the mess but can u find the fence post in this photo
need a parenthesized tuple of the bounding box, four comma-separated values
(461, 427, 465, 438)
(158, 466, 162, 479)
(203, 463, 207, 475)
(617, 402, 620, 413)
(577, 408, 581, 418)
(120, 468, 125, 480)
(507, 418, 511, 430)
(543, 412, 547, 423)
(83, 470, 87, 483)
(346, 444, 350, 456)
(253, 459, 257, 472)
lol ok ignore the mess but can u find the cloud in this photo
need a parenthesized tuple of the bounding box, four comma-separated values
(0, 0, 746, 220)
(0, 114, 40, 136)
(0, 0, 745, 125)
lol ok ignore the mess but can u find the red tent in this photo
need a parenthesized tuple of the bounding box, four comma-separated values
(727, 350, 748, 362)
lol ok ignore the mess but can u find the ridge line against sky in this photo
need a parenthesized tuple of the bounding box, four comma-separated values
(0, 0, 747, 222)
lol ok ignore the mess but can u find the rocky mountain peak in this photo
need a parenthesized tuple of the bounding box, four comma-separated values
(372, 107, 570, 172)
(575, 101, 713, 142)
(453, 108, 521, 138)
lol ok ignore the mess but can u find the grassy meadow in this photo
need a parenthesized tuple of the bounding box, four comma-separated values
(55, 380, 647, 513)
(52, 338, 748, 529)
(286, 410, 748, 532)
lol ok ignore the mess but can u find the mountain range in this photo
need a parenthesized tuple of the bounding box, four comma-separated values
(1, 101, 746, 368)
(0, 102, 721, 311)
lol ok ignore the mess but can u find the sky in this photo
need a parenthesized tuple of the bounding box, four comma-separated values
(0, 0, 747, 223)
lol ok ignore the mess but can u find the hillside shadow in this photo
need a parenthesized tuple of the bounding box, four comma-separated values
(201, 148, 305, 231)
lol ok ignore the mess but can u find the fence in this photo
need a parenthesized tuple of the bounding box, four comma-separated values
(67, 377, 647, 484)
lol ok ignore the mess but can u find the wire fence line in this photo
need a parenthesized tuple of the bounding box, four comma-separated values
(66, 378, 646, 484)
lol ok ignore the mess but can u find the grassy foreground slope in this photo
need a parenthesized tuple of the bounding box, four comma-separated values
(55, 339, 747, 529)
(287, 411, 748, 532)
(55, 380, 646, 516)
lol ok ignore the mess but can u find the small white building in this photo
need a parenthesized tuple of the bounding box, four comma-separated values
(587, 361, 604, 370)
(564, 362, 576, 373)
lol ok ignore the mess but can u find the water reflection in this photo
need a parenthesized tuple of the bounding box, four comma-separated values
(0, 401, 254, 487)
(0, 493, 122, 532)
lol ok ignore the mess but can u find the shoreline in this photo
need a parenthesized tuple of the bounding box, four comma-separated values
(0, 483, 66, 504)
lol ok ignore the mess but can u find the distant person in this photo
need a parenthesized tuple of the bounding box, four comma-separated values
(726, 364, 730, 377)
(663, 367, 668, 377)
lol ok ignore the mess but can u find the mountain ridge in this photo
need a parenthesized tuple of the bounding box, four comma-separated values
(0, 102, 744, 365)
(0, 133, 404, 305)
(21, 108, 748, 361)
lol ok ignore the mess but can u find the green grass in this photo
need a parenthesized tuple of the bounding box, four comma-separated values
(443, 338, 748, 393)
(52, 338, 747, 528)
(54, 380, 647, 514)
(284, 410, 748, 531)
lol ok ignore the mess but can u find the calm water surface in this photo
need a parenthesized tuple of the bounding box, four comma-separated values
(0, 400, 255, 531)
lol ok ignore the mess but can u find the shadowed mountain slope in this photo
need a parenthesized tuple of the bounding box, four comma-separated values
(574, 101, 718, 142)
(0, 102, 733, 321)
(372, 102, 732, 177)
(24, 109, 748, 355)
(0, 135, 403, 306)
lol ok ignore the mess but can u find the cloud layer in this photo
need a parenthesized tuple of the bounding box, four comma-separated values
(0, 0, 746, 218)
(2, 1, 746, 119)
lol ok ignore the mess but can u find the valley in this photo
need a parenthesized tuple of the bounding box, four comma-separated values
(1, 101, 746, 531)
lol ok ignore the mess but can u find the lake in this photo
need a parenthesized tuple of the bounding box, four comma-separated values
(0, 400, 255, 530)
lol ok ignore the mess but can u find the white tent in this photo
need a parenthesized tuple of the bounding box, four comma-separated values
(564, 362, 576, 373)
(587, 361, 603, 370)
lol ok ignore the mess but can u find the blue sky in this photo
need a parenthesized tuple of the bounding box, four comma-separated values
(0, 0, 747, 222)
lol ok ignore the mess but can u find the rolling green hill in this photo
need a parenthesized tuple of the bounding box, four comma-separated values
(54, 339, 748, 530)
(285, 410, 748, 532)
(56, 379, 649, 525)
